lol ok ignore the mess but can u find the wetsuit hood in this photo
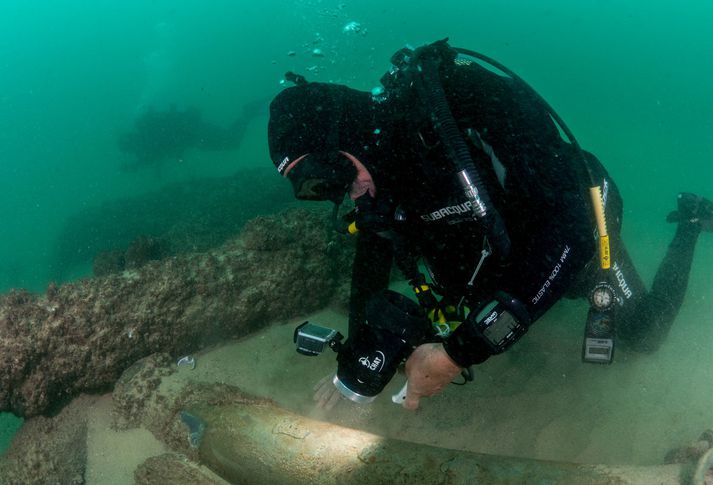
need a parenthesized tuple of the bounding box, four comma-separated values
(268, 82, 379, 202)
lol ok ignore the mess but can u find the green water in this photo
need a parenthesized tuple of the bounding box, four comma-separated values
(1, 0, 712, 466)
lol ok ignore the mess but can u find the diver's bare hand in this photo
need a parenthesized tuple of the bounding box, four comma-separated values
(403, 343, 462, 410)
(313, 373, 343, 410)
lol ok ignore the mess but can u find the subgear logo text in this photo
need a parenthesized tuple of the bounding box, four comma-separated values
(276, 156, 289, 174)
(420, 201, 475, 222)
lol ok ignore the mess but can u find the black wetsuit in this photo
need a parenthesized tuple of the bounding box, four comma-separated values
(349, 57, 701, 363)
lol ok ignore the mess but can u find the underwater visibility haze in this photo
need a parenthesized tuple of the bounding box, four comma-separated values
(0, 0, 712, 481)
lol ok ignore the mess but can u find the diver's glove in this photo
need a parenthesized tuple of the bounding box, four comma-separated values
(667, 193, 713, 232)
(350, 193, 394, 235)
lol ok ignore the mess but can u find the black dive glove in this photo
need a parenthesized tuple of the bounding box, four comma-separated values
(351, 193, 394, 235)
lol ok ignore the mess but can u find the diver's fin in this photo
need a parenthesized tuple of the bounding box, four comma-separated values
(667, 193, 713, 232)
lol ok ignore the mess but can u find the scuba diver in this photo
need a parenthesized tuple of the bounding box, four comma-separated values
(119, 100, 266, 171)
(268, 39, 713, 410)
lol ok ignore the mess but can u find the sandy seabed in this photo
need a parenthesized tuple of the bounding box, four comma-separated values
(77, 289, 713, 483)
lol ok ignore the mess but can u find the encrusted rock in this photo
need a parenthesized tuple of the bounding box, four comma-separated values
(111, 353, 175, 430)
(0, 208, 354, 418)
(93, 235, 171, 277)
(0, 396, 91, 484)
(92, 249, 126, 277)
(134, 453, 227, 485)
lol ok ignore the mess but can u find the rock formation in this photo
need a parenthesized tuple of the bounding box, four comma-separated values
(0, 208, 353, 418)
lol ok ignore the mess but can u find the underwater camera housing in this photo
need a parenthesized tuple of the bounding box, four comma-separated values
(293, 290, 431, 404)
(293, 322, 344, 356)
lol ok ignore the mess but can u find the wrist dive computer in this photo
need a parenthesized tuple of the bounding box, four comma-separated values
(443, 292, 531, 368)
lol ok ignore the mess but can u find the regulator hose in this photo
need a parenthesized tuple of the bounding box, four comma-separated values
(414, 43, 512, 259)
(452, 47, 597, 187)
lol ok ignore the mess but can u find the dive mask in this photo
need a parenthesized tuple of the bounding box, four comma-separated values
(284, 151, 357, 203)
